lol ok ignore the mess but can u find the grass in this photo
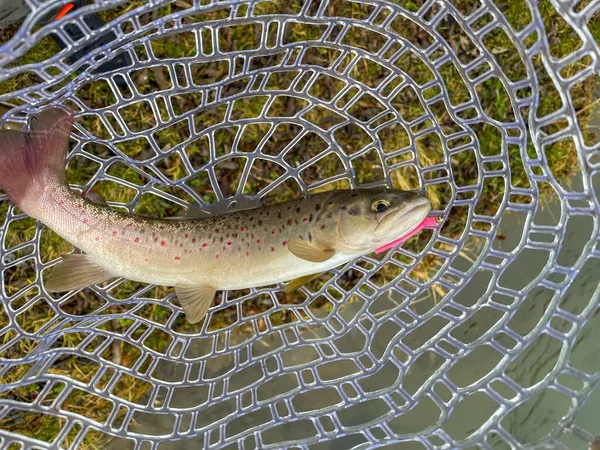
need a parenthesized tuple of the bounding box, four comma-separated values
(0, 0, 599, 447)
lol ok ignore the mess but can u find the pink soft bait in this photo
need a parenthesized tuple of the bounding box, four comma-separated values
(374, 216, 441, 254)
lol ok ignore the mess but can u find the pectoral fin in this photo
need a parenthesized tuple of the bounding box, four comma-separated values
(45, 254, 113, 292)
(287, 237, 334, 263)
(176, 284, 216, 324)
(283, 272, 325, 293)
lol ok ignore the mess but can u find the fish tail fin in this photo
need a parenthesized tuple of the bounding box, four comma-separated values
(0, 107, 74, 212)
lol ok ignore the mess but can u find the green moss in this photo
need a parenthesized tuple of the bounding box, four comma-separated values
(0, 361, 109, 449)
(492, 0, 532, 31)
(539, 0, 584, 59)
(0, 411, 64, 444)
(151, 31, 197, 59)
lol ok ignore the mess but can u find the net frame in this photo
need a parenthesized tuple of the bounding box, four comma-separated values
(0, 0, 599, 448)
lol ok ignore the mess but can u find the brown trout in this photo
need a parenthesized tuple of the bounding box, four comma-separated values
(0, 107, 431, 323)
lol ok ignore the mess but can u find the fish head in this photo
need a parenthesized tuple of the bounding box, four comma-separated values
(313, 189, 431, 254)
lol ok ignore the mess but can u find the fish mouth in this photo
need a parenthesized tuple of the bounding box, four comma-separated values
(374, 197, 431, 235)
(403, 200, 431, 218)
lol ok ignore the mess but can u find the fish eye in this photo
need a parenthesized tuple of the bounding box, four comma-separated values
(372, 199, 390, 213)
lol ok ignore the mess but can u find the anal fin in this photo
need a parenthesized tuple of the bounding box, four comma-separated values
(176, 284, 216, 324)
(45, 254, 113, 292)
(283, 272, 325, 293)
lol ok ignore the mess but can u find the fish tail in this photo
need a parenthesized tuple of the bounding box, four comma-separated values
(0, 107, 74, 214)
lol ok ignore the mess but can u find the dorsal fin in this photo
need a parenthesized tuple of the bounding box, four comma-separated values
(83, 188, 108, 206)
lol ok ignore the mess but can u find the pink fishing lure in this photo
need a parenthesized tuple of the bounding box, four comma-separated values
(374, 216, 440, 254)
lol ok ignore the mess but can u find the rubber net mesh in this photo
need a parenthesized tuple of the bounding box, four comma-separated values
(0, 0, 599, 448)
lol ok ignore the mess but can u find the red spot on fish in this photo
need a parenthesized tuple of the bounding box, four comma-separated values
(174, 256, 181, 261)
(287, 220, 292, 226)
(202, 243, 207, 248)
(58, 201, 64, 205)
(95, 236, 99, 241)
(256, 239, 261, 243)
(78, 205, 83, 209)
(246, 252, 249, 257)
(161, 240, 166, 246)
(241, 226, 245, 231)
(134, 237, 140, 243)
(271, 247, 275, 252)
(128, 223, 133, 227)
(272, 229, 276, 234)
(282, 241, 287, 246)
(227, 241, 232, 246)
(216, 254, 219, 259)
(185, 234, 189, 238)
(112, 231, 118, 236)
(145, 258, 148, 262)
(83, 219, 89, 224)
(303, 218, 308, 222)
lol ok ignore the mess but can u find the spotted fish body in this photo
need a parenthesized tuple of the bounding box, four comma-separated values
(0, 108, 431, 323)
(39, 185, 365, 290)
